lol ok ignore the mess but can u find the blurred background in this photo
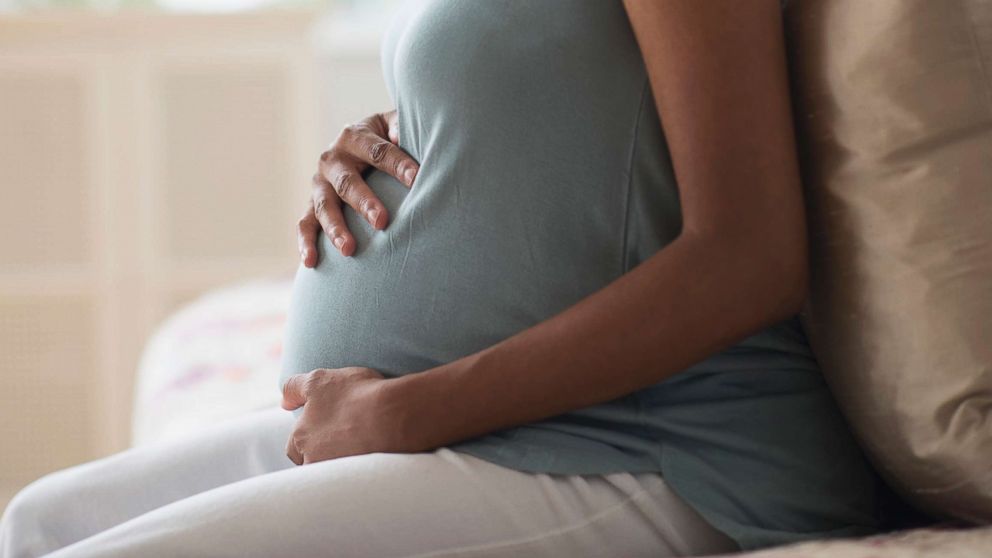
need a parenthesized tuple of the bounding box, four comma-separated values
(0, 0, 400, 511)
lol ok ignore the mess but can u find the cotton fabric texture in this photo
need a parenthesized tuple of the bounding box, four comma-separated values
(280, 0, 879, 550)
(0, 407, 739, 558)
(783, 0, 992, 522)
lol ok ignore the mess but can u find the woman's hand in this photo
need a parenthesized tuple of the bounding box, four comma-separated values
(281, 367, 416, 465)
(298, 110, 420, 265)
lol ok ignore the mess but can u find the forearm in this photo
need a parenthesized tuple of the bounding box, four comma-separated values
(384, 230, 807, 452)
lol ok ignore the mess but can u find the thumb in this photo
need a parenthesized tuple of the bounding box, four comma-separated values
(281, 374, 309, 410)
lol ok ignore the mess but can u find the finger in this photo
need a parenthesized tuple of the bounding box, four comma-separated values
(296, 206, 320, 267)
(340, 117, 418, 188)
(357, 135, 418, 188)
(317, 161, 390, 230)
(311, 178, 356, 257)
(285, 435, 303, 466)
(281, 373, 309, 411)
(385, 110, 400, 144)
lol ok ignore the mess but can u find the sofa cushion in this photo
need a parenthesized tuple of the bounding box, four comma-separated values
(783, 0, 992, 521)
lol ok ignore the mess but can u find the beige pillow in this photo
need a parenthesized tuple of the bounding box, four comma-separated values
(782, 0, 992, 522)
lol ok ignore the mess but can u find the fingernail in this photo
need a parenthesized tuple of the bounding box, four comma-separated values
(333, 236, 345, 250)
(367, 209, 380, 226)
(403, 166, 417, 186)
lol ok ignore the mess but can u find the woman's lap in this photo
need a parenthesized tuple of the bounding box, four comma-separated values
(0, 406, 296, 557)
(1, 406, 737, 558)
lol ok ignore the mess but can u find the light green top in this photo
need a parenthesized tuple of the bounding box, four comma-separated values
(280, 0, 879, 550)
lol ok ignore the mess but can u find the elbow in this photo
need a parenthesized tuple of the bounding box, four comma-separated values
(684, 221, 810, 325)
(777, 252, 809, 319)
(759, 228, 810, 322)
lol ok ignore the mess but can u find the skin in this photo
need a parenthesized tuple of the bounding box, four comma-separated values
(297, 110, 419, 263)
(284, 0, 807, 466)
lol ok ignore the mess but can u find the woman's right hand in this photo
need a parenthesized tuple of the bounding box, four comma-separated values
(298, 109, 419, 265)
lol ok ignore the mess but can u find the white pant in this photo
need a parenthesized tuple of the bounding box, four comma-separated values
(1, 407, 739, 558)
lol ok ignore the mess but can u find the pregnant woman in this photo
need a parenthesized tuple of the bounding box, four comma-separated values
(1, 1, 880, 556)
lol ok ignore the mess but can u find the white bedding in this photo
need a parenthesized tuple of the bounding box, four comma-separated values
(130, 277, 293, 447)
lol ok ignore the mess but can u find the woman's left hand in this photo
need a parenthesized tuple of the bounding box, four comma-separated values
(281, 367, 412, 465)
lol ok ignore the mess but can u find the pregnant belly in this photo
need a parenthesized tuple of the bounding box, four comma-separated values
(278, 167, 624, 395)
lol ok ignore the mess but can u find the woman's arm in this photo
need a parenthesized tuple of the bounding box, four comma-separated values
(382, 0, 809, 451)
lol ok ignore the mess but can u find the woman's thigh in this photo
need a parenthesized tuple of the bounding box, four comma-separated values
(42, 446, 739, 558)
(0, 406, 296, 558)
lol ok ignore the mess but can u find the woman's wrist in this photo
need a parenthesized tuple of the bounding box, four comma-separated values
(379, 362, 458, 453)
(379, 353, 493, 453)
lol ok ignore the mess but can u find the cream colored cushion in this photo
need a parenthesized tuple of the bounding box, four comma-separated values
(783, 0, 992, 522)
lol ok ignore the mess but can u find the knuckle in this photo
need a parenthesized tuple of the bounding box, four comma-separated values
(359, 113, 380, 128)
(340, 123, 359, 139)
(368, 140, 391, 163)
(331, 171, 356, 198)
(302, 375, 318, 395)
(340, 123, 370, 143)
(291, 436, 305, 453)
(303, 370, 330, 393)
(392, 156, 407, 177)
(312, 195, 328, 215)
